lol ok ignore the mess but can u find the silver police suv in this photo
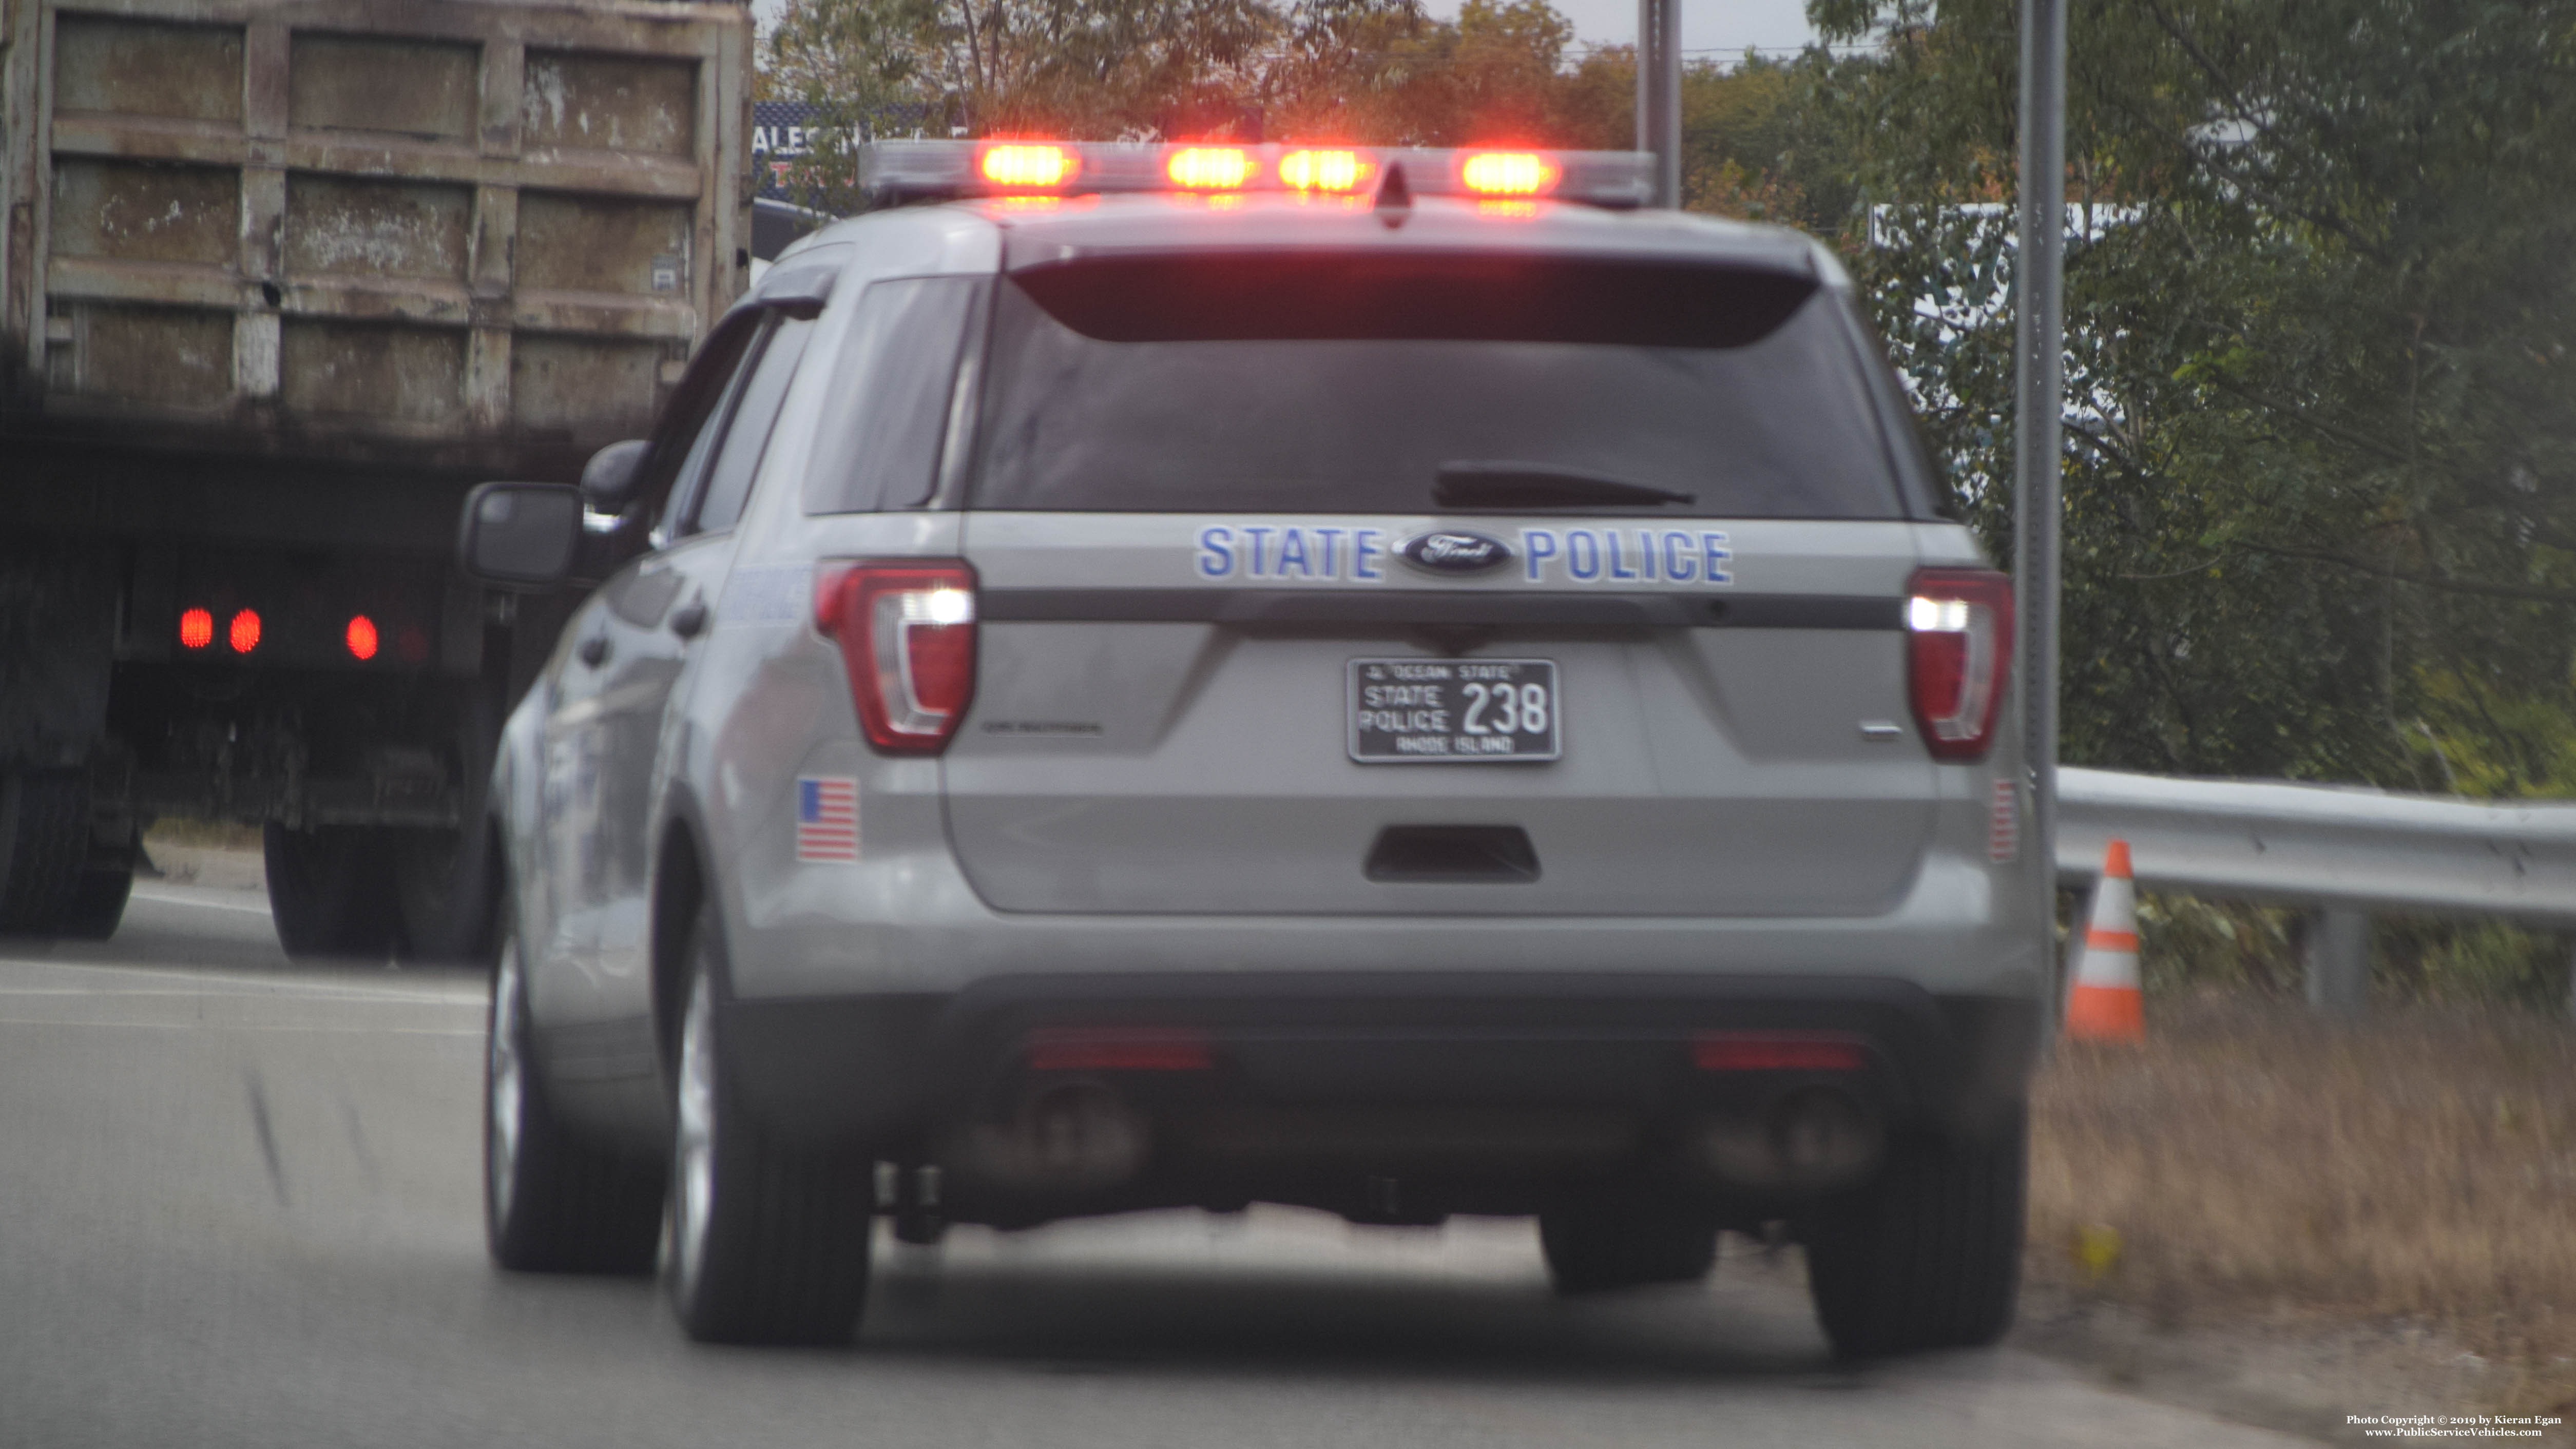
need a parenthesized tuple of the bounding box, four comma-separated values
(458, 140, 2048, 1355)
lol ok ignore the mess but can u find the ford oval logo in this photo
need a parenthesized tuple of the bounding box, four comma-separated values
(1399, 531, 1513, 575)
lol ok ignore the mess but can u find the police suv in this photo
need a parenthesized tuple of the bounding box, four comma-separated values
(457, 139, 2048, 1354)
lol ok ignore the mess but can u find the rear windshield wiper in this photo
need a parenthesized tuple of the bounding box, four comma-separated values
(1434, 462, 1697, 510)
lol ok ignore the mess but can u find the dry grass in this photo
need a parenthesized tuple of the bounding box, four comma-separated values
(2027, 992, 2576, 1409)
(143, 816, 264, 851)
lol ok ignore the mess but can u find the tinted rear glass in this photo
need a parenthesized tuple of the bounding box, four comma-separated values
(803, 277, 981, 514)
(967, 252, 1909, 518)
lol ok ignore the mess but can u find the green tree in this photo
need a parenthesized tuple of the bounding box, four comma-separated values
(764, 0, 1279, 210)
(1263, 0, 1581, 144)
(1812, 0, 2576, 790)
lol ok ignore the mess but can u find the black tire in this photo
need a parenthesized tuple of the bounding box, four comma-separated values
(264, 822, 402, 959)
(0, 770, 89, 936)
(60, 850, 135, 940)
(667, 902, 873, 1346)
(486, 883, 665, 1274)
(1540, 1191, 1721, 1295)
(1802, 1109, 2027, 1359)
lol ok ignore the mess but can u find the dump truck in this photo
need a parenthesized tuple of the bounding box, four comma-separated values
(0, 0, 754, 953)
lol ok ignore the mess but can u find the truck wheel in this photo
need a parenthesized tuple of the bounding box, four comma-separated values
(0, 770, 89, 935)
(264, 823, 401, 958)
(487, 886, 665, 1274)
(394, 824, 494, 963)
(1539, 1191, 1720, 1294)
(394, 695, 498, 962)
(668, 902, 873, 1345)
(1802, 1109, 2027, 1359)
(59, 837, 137, 940)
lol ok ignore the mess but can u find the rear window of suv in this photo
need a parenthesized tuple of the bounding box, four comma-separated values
(962, 251, 1912, 519)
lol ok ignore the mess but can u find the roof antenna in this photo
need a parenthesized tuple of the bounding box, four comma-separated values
(1374, 162, 1412, 228)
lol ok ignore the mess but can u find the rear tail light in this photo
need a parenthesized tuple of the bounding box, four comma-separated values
(1166, 147, 1252, 189)
(980, 143, 1077, 188)
(1278, 148, 1370, 192)
(814, 561, 979, 754)
(227, 608, 262, 654)
(1906, 567, 2014, 760)
(178, 608, 214, 650)
(1459, 151, 1561, 196)
(345, 614, 379, 660)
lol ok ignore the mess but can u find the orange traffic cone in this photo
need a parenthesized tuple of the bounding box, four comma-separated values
(2065, 839, 2145, 1041)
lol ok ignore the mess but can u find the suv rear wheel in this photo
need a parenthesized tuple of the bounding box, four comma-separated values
(667, 902, 874, 1345)
(1801, 1108, 2026, 1358)
(486, 884, 665, 1274)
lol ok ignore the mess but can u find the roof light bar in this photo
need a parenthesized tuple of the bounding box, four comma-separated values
(863, 141, 1655, 209)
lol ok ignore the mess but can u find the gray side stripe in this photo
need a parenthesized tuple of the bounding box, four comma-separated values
(978, 589, 1900, 630)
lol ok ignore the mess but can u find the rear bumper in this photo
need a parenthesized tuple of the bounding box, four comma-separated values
(722, 972, 2042, 1173)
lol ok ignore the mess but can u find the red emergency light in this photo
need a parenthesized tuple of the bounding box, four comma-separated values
(1458, 151, 1561, 197)
(1278, 148, 1371, 192)
(1166, 146, 1253, 189)
(979, 143, 1078, 189)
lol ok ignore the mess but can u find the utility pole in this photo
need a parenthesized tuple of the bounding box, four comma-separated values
(1638, 0, 1680, 206)
(2014, 0, 2069, 1001)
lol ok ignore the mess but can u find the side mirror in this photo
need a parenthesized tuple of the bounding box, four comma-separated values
(580, 439, 652, 515)
(458, 482, 583, 587)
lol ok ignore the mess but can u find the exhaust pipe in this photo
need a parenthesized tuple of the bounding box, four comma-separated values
(946, 1081, 1151, 1192)
(1684, 1086, 1883, 1193)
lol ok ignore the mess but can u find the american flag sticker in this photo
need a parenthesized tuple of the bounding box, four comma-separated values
(796, 777, 859, 862)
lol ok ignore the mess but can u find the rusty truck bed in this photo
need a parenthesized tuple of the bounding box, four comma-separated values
(1, 0, 752, 474)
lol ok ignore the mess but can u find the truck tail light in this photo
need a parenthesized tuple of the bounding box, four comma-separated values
(179, 608, 215, 650)
(1906, 567, 2013, 760)
(228, 608, 262, 654)
(345, 614, 379, 660)
(814, 561, 978, 754)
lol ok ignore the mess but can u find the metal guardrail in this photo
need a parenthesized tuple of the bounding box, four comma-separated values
(2056, 767, 2576, 924)
(2052, 767, 2576, 1012)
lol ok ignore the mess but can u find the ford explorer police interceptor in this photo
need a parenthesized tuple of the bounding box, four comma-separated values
(455, 139, 2047, 1354)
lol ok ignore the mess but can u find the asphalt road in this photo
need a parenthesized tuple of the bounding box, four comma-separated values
(0, 878, 2311, 1448)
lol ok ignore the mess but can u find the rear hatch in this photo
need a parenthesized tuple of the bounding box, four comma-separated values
(939, 242, 1939, 916)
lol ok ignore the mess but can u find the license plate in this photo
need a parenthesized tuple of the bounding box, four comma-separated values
(1347, 659, 1560, 763)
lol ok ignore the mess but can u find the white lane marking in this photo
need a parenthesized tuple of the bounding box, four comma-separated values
(0, 986, 482, 1007)
(128, 887, 277, 917)
(0, 1016, 480, 1038)
(0, 956, 486, 1003)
